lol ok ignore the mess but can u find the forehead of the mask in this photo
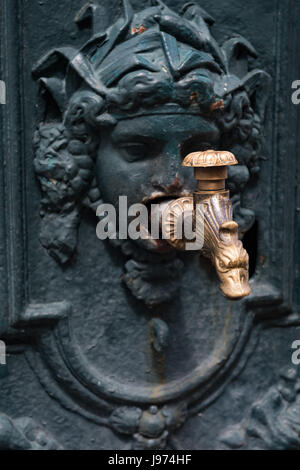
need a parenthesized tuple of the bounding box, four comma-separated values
(89, 29, 221, 88)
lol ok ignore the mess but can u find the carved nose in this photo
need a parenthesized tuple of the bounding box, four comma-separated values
(153, 147, 188, 191)
(151, 174, 184, 194)
(166, 176, 183, 193)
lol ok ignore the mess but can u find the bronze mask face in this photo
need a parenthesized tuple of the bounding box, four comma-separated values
(33, 0, 266, 267)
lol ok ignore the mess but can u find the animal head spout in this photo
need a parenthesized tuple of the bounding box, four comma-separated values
(214, 240, 251, 300)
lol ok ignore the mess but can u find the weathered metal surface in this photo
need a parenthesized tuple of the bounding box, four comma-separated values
(0, 0, 299, 450)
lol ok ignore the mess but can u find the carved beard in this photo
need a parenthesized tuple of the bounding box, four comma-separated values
(84, 184, 186, 308)
(109, 236, 184, 308)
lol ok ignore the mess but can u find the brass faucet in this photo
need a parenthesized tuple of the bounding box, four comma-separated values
(161, 150, 251, 300)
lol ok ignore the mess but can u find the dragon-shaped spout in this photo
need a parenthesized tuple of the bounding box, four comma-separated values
(160, 150, 251, 300)
(200, 195, 251, 300)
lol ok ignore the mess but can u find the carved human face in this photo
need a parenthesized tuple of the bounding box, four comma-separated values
(96, 113, 220, 216)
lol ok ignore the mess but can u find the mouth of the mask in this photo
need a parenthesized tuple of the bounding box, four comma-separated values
(138, 192, 191, 253)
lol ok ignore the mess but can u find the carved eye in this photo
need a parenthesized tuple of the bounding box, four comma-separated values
(119, 142, 154, 162)
(218, 260, 227, 270)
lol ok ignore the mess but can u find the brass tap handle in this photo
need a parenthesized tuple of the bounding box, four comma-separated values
(182, 149, 237, 199)
(182, 150, 251, 300)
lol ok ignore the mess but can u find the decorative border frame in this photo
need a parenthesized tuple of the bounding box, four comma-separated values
(0, 0, 27, 333)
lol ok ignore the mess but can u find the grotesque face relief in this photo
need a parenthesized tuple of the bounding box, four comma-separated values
(27, 0, 275, 451)
(33, 0, 269, 307)
(96, 114, 219, 211)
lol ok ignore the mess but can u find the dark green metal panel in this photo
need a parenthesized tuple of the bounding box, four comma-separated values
(0, 0, 299, 450)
